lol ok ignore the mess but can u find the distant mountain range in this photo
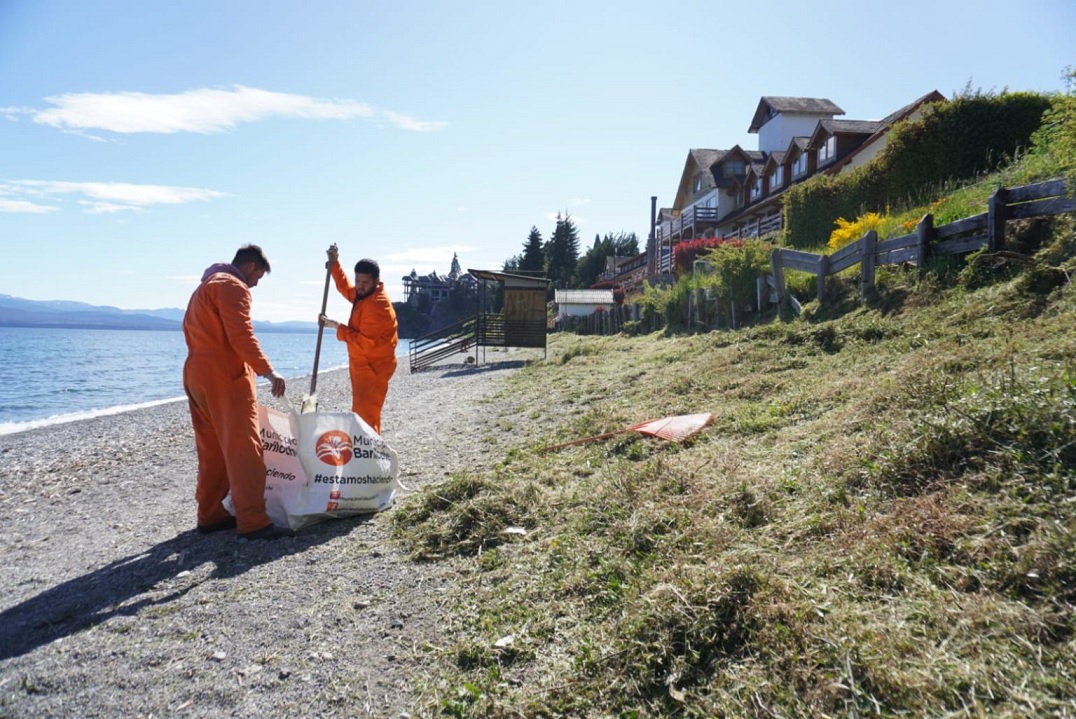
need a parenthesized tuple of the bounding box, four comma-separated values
(0, 294, 319, 333)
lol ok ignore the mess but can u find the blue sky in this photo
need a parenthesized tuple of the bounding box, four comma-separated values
(1, 0, 1072, 322)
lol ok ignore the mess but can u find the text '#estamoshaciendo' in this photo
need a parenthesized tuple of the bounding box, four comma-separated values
(312, 473, 394, 485)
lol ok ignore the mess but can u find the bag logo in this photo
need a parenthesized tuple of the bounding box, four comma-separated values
(315, 430, 353, 466)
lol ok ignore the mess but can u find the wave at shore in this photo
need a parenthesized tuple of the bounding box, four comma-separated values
(0, 364, 350, 437)
(0, 396, 190, 436)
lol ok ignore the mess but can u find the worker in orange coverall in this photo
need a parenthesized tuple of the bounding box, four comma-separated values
(183, 244, 294, 541)
(318, 243, 399, 435)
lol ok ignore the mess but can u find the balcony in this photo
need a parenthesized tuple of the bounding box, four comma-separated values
(656, 205, 721, 242)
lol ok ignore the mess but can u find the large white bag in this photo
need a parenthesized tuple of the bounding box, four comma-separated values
(227, 404, 398, 531)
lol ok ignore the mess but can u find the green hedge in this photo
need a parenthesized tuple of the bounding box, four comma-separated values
(783, 91, 1052, 249)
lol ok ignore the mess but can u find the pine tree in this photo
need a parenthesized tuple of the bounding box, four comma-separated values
(573, 231, 641, 287)
(609, 231, 640, 256)
(546, 213, 581, 290)
(520, 226, 545, 274)
(448, 252, 462, 281)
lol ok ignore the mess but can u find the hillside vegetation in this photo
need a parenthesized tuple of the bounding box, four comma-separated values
(392, 81, 1076, 717)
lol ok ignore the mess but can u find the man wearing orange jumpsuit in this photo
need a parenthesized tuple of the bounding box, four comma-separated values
(318, 244, 398, 435)
(183, 244, 293, 540)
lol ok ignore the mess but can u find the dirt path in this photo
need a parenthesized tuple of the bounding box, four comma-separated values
(0, 358, 528, 718)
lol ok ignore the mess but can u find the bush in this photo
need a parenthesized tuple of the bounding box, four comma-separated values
(784, 89, 1052, 249)
(827, 211, 891, 251)
(699, 240, 774, 309)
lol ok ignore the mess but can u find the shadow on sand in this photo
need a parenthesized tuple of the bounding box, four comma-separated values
(440, 359, 530, 378)
(0, 516, 371, 661)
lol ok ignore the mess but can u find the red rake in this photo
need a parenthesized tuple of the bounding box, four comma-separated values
(540, 412, 714, 452)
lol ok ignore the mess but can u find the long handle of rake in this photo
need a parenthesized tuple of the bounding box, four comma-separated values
(309, 256, 333, 396)
(538, 428, 633, 453)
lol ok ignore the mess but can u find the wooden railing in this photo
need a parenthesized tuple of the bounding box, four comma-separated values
(658, 205, 722, 241)
(746, 213, 784, 239)
(408, 315, 477, 371)
(770, 179, 1075, 308)
(408, 312, 549, 370)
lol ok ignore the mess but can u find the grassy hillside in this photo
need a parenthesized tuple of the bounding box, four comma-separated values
(392, 85, 1076, 717)
(393, 212, 1074, 717)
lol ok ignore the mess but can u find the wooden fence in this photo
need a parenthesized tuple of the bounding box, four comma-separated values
(555, 305, 639, 334)
(555, 178, 1073, 336)
(770, 178, 1075, 307)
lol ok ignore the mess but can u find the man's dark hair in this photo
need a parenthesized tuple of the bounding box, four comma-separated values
(354, 258, 380, 280)
(233, 244, 272, 273)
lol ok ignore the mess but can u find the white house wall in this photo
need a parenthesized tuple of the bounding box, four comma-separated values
(757, 115, 831, 153)
(690, 188, 718, 209)
(716, 188, 739, 223)
(843, 142, 883, 171)
(559, 303, 609, 318)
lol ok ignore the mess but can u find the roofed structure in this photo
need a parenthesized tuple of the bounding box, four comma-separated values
(748, 97, 844, 133)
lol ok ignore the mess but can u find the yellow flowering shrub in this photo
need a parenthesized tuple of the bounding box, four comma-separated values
(827, 211, 888, 251)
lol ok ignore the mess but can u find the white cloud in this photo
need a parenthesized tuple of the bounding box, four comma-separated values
(383, 246, 477, 267)
(0, 198, 59, 213)
(80, 200, 144, 214)
(4, 180, 225, 213)
(544, 211, 586, 225)
(0, 106, 34, 121)
(28, 85, 446, 134)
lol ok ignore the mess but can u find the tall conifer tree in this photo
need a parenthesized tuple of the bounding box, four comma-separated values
(547, 213, 580, 289)
(520, 226, 545, 274)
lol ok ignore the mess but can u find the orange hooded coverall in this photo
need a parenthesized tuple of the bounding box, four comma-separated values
(182, 265, 275, 535)
(330, 260, 399, 434)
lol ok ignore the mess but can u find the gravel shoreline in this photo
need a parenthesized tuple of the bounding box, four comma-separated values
(0, 351, 537, 718)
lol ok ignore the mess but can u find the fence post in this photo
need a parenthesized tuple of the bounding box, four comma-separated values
(770, 248, 786, 307)
(695, 288, 706, 328)
(988, 187, 1009, 252)
(916, 213, 934, 279)
(860, 230, 877, 301)
(817, 254, 829, 304)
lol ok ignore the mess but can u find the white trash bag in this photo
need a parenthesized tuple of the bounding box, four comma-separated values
(226, 403, 398, 531)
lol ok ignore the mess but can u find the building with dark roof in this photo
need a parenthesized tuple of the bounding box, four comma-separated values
(635, 91, 947, 281)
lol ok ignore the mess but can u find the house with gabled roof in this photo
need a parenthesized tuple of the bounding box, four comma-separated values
(620, 90, 948, 298)
(749, 97, 844, 153)
(723, 92, 946, 242)
(820, 90, 946, 174)
(810, 119, 885, 172)
(762, 150, 788, 196)
(653, 145, 768, 274)
(402, 269, 478, 305)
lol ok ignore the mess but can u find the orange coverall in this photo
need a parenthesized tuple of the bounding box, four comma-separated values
(182, 267, 275, 535)
(330, 261, 399, 434)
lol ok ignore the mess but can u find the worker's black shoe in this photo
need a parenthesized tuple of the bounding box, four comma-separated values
(197, 516, 238, 534)
(239, 524, 296, 541)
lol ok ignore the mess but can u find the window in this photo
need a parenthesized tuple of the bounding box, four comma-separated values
(722, 160, 745, 179)
(750, 177, 762, 200)
(792, 152, 807, 178)
(693, 174, 703, 193)
(818, 136, 837, 164)
(769, 166, 783, 190)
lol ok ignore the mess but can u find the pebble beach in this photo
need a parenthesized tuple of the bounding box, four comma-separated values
(0, 354, 535, 718)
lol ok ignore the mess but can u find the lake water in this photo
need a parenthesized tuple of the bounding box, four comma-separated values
(0, 327, 411, 435)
